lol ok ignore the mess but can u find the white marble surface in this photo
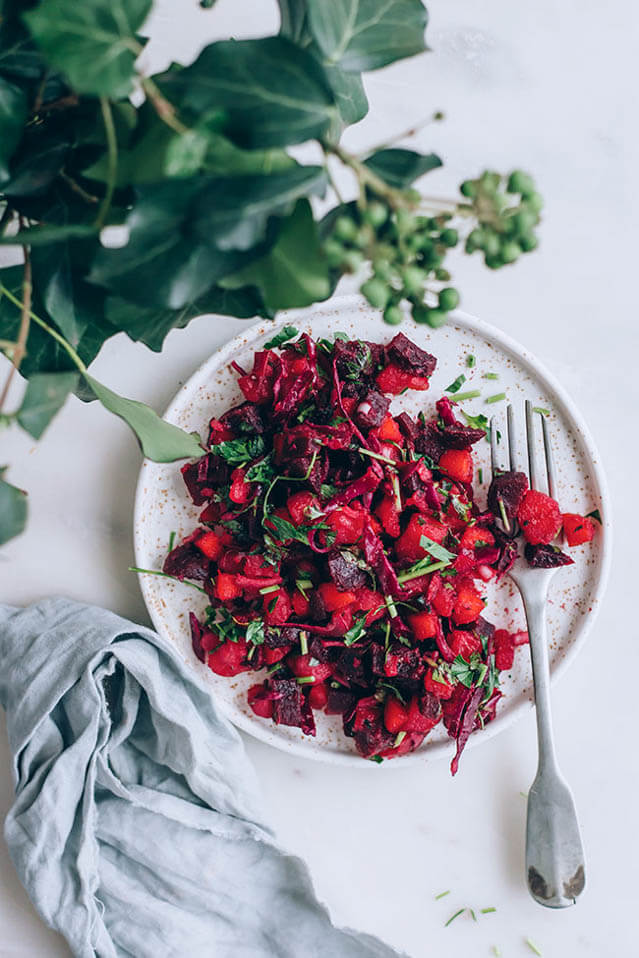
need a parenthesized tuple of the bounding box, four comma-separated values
(1, 1, 637, 955)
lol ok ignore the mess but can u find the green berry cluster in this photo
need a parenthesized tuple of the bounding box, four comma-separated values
(461, 170, 542, 268)
(324, 202, 461, 328)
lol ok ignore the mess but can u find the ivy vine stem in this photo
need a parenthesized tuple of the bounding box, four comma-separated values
(140, 77, 189, 136)
(0, 248, 31, 413)
(0, 282, 87, 373)
(94, 97, 118, 230)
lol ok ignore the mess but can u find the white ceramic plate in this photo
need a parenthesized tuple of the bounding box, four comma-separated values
(134, 295, 612, 768)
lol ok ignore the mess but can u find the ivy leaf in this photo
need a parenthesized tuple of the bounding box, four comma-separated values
(305, 0, 428, 73)
(0, 469, 27, 546)
(31, 239, 105, 348)
(0, 76, 28, 183)
(89, 166, 326, 308)
(16, 371, 78, 439)
(277, 0, 309, 43)
(219, 199, 330, 310)
(0, 266, 108, 376)
(323, 63, 368, 126)
(23, 0, 151, 99)
(82, 374, 205, 462)
(158, 36, 338, 148)
(104, 285, 266, 353)
(364, 148, 442, 189)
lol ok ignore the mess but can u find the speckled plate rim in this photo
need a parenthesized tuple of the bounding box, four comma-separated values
(133, 294, 612, 769)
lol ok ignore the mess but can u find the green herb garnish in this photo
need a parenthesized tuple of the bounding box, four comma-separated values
(533, 406, 550, 417)
(485, 392, 507, 404)
(586, 508, 602, 523)
(299, 630, 308, 656)
(444, 908, 466, 927)
(478, 467, 483, 484)
(480, 907, 497, 914)
(370, 754, 384, 764)
(466, 355, 476, 368)
(461, 410, 489, 431)
(168, 530, 176, 552)
(434, 890, 451, 900)
(419, 534, 456, 563)
(296, 676, 315, 684)
(263, 325, 299, 349)
(525, 938, 543, 956)
(215, 435, 266, 465)
(259, 583, 280, 595)
(343, 613, 368, 647)
(128, 566, 208, 595)
(245, 455, 276, 483)
(445, 373, 466, 393)
(397, 558, 449, 584)
(452, 389, 481, 401)
(246, 619, 265, 647)
(482, 372, 499, 380)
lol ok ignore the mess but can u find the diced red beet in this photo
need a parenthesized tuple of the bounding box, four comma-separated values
(327, 550, 370, 590)
(386, 332, 437, 377)
(524, 543, 574, 568)
(270, 678, 316, 736)
(163, 538, 211, 582)
(439, 424, 486, 448)
(487, 470, 529, 522)
(354, 389, 391, 431)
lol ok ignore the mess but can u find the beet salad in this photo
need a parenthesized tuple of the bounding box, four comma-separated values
(162, 329, 596, 772)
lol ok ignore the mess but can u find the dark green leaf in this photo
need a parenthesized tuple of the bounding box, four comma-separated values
(245, 456, 276, 484)
(0, 469, 28, 546)
(215, 436, 266, 465)
(219, 199, 330, 310)
(16, 371, 78, 438)
(2, 132, 69, 197)
(104, 284, 266, 352)
(0, 76, 28, 183)
(343, 612, 368, 646)
(0, 265, 109, 376)
(586, 509, 602, 524)
(0, 17, 46, 82)
(0, 224, 97, 246)
(264, 326, 300, 349)
(82, 373, 205, 461)
(31, 238, 105, 348)
(364, 148, 442, 189)
(24, 0, 152, 98)
(277, 0, 309, 43)
(158, 36, 337, 148)
(89, 166, 326, 308)
(265, 512, 311, 545)
(305, 0, 428, 72)
(461, 410, 489, 432)
(323, 62, 368, 125)
(418, 535, 456, 563)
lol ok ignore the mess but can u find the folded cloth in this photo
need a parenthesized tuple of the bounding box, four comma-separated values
(0, 598, 402, 958)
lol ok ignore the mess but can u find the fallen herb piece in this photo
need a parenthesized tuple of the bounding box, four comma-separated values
(452, 389, 481, 401)
(264, 325, 299, 349)
(525, 938, 543, 956)
(446, 373, 466, 393)
(434, 890, 451, 900)
(485, 392, 507, 404)
(466, 354, 476, 368)
(532, 406, 550, 416)
(444, 908, 466, 927)
(482, 372, 499, 380)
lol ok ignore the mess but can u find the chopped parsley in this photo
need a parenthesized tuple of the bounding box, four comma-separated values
(532, 406, 550, 417)
(586, 508, 602, 523)
(370, 754, 384, 764)
(246, 619, 265, 647)
(466, 354, 476, 368)
(264, 325, 299, 349)
(215, 435, 266, 465)
(461, 410, 489, 431)
(245, 455, 276, 484)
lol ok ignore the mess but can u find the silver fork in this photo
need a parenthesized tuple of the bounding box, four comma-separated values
(490, 400, 586, 908)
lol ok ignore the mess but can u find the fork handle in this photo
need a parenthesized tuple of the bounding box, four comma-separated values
(519, 574, 558, 773)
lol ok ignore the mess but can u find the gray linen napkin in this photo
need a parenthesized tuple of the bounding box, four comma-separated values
(0, 598, 402, 958)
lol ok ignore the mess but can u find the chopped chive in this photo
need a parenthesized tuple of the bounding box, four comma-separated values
(299, 630, 308, 656)
(266, 661, 283, 675)
(466, 354, 476, 367)
(480, 907, 497, 914)
(478, 467, 483, 484)
(452, 389, 481, 401)
(525, 938, 543, 956)
(434, 890, 451, 900)
(444, 908, 466, 927)
(384, 594, 398, 618)
(370, 754, 384, 764)
(128, 566, 208, 595)
(168, 530, 176, 552)
(391, 473, 402, 511)
(259, 584, 280, 595)
(384, 621, 391, 651)
(296, 579, 313, 594)
(492, 948, 501, 957)
(497, 496, 511, 533)
(296, 676, 315, 685)
(476, 663, 488, 685)
(397, 559, 449, 584)
(533, 406, 550, 417)
(469, 909, 477, 922)
(485, 392, 507, 404)
(482, 372, 499, 380)
(446, 373, 466, 393)
(358, 446, 397, 466)
(520, 790, 528, 798)
(394, 730, 406, 746)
